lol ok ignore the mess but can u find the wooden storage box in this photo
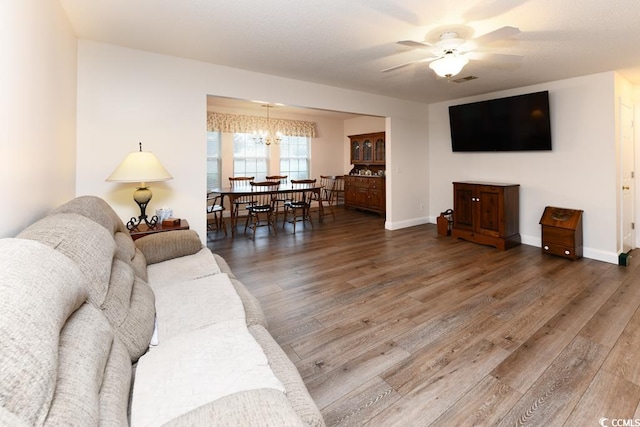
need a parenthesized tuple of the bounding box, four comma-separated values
(540, 206, 583, 260)
(437, 209, 453, 236)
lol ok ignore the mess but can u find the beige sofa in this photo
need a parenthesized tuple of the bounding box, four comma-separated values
(0, 196, 324, 426)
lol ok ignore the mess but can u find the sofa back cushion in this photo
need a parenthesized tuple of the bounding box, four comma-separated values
(17, 196, 155, 362)
(0, 238, 131, 425)
(51, 195, 127, 235)
(17, 213, 115, 306)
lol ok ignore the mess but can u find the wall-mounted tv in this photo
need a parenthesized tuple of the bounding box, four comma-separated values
(449, 90, 552, 152)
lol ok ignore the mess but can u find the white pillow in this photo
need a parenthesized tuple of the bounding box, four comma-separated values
(131, 319, 285, 426)
(146, 248, 221, 291)
(152, 273, 245, 342)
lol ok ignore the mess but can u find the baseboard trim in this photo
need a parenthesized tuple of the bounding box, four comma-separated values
(385, 216, 430, 230)
(522, 234, 618, 264)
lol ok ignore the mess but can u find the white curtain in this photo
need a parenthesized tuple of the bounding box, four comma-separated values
(207, 112, 317, 138)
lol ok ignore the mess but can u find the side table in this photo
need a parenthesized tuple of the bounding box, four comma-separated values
(129, 219, 189, 241)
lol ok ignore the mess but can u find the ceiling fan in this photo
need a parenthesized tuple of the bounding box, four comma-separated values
(382, 26, 523, 79)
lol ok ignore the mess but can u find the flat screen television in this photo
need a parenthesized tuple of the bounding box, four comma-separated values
(449, 90, 552, 152)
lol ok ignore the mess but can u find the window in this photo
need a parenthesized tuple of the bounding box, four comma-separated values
(279, 136, 310, 180)
(206, 131, 221, 190)
(233, 133, 269, 180)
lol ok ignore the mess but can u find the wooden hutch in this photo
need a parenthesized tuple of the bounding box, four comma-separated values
(344, 132, 385, 215)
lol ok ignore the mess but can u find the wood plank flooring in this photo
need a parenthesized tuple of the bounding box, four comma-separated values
(208, 207, 640, 426)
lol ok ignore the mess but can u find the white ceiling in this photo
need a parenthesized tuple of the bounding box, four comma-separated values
(60, 0, 640, 107)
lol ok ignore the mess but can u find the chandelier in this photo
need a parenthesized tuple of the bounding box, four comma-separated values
(253, 104, 282, 145)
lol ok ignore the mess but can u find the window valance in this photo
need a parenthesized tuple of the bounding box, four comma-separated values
(207, 112, 317, 138)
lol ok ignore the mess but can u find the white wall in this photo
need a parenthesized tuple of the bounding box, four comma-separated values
(428, 72, 620, 263)
(386, 116, 430, 229)
(1, 1, 77, 237)
(76, 41, 430, 241)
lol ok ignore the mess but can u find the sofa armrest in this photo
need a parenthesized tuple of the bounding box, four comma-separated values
(134, 230, 202, 265)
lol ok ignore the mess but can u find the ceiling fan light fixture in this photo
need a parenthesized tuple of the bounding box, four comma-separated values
(429, 53, 469, 79)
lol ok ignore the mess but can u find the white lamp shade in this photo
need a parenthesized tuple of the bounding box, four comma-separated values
(106, 151, 173, 183)
(429, 54, 469, 78)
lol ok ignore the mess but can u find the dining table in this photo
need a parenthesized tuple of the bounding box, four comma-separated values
(209, 182, 324, 236)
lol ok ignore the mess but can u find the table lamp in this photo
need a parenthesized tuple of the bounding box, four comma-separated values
(106, 142, 173, 230)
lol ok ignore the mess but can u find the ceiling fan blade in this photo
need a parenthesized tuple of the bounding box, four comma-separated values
(467, 26, 521, 49)
(397, 40, 433, 50)
(381, 57, 436, 73)
(467, 51, 524, 64)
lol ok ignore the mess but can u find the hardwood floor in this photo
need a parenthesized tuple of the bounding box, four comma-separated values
(208, 207, 640, 426)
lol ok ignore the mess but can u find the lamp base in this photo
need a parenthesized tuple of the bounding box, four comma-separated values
(126, 186, 158, 231)
(126, 215, 159, 231)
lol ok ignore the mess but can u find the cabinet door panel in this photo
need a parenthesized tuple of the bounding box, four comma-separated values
(369, 188, 383, 210)
(355, 188, 369, 206)
(351, 140, 361, 164)
(478, 189, 501, 236)
(453, 185, 475, 231)
(374, 136, 385, 163)
(345, 188, 356, 204)
(362, 138, 373, 162)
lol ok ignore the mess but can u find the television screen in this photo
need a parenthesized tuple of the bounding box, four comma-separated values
(449, 91, 552, 152)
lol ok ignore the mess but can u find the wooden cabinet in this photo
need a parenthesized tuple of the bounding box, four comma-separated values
(451, 182, 520, 250)
(349, 132, 385, 165)
(344, 175, 385, 214)
(539, 206, 583, 260)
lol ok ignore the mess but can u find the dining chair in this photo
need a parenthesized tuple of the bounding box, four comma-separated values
(283, 179, 316, 233)
(244, 181, 279, 239)
(315, 175, 338, 222)
(206, 192, 227, 236)
(333, 175, 345, 206)
(266, 175, 288, 223)
(229, 176, 254, 231)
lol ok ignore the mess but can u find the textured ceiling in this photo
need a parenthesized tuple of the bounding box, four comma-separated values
(59, 0, 640, 105)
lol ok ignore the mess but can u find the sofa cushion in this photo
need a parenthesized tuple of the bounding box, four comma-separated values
(17, 212, 155, 363)
(114, 231, 148, 282)
(17, 212, 116, 307)
(163, 389, 306, 427)
(51, 195, 127, 235)
(0, 408, 29, 427)
(229, 276, 268, 327)
(0, 238, 132, 426)
(102, 259, 136, 327)
(131, 319, 286, 426)
(212, 253, 237, 279)
(134, 229, 202, 265)
(45, 303, 119, 426)
(250, 324, 326, 427)
(0, 238, 86, 425)
(151, 273, 245, 343)
(113, 275, 156, 361)
(98, 338, 132, 425)
(146, 247, 222, 290)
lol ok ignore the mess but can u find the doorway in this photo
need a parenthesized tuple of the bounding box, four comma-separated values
(620, 99, 635, 253)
